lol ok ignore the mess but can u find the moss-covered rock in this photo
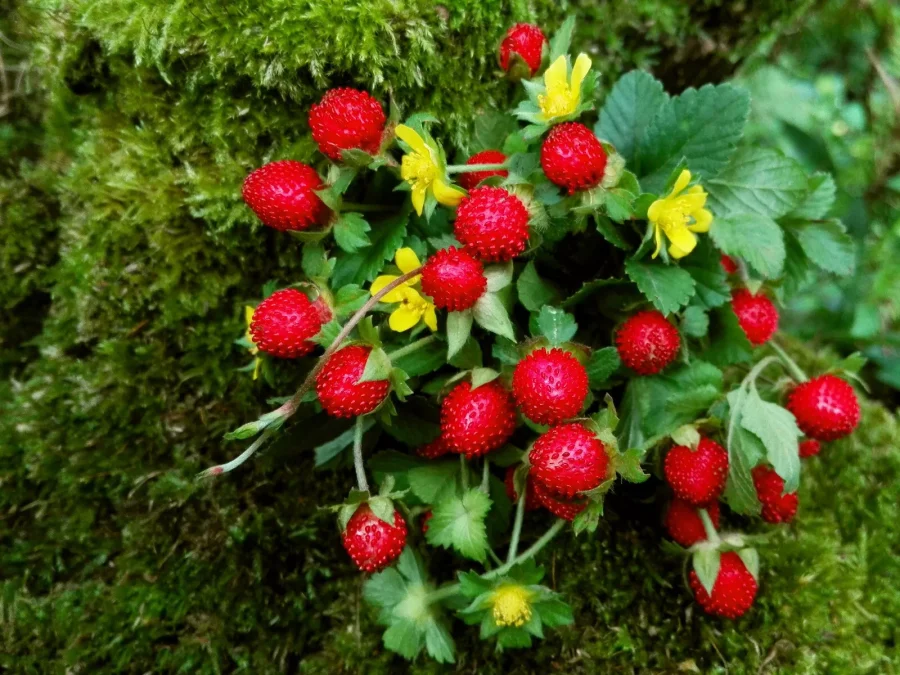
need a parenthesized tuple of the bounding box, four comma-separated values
(2, 0, 896, 672)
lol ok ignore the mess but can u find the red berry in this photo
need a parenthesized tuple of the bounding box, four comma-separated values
(799, 439, 822, 458)
(689, 551, 758, 619)
(498, 23, 547, 76)
(341, 504, 407, 573)
(309, 87, 386, 161)
(752, 465, 799, 524)
(417, 435, 452, 460)
(540, 122, 608, 194)
(665, 498, 720, 548)
(720, 254, 738, 274)
(664, 439, 729, 507)
(440, 381, 517, 458)
(458, 150, 509, 191)
(420, 247, 487, 311)
(454, 186, 530, 262)
(731, 289, 779, 346)
(616, 310, 681, 376)
(512, 348, 589, 425)
(531, 477, 587, 521)
(250, 289, 326, 358)
(786, 374, 860, 441)
(315, 345, 390, 418)
(242, 160, 330, 232)
(421, 510, 433, 533)
(504, 466, 541, 511)
(529, 423, 608, 497)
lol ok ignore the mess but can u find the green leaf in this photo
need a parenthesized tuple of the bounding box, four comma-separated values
(834, 352, 867, 375)
(709, 213, 785, 279)
(738, 548, 760, 580)
(470, 367, 500, 389)
(740, 389, 801, 492)
(595, 70, 669, 169)
(449, 336, 483, 370)
(379, 400, 440, 447)
(359, 347, 392, 383)
(692, 548, 721, 596)
(787, 172, 836, 220)
(704, 307, 753, 367)
(561, 277, 630, 309)
(407, 461, 460, 503)
(446, 309, 474, 360)
(333, 284, 368, 317)
(595, 214, 631, 250)
(473, 293, 516, 342)
(639, 83, 750, 193)
(473, 111, 519, 152)
(706, 148, 808, 219)
(680, 306, 709, 337)
(616, 448, 649, 483)
(368, 496, 397, 525)
(392, 338, 445, 377)
(426, 489, 493, 562)
(383, 620, 423, 660)
(517, 261, 560, 311)
(314, 418, 375, 467)
(424, 621, 456, 664)
(312, 318, 342, 347)
(333, 212, 372, 253)
(625, 259, 696, 315)
(363, 567, 407, 610)
(534, 306, 578, 345)
(536, 598, 574, 628)
(548, 15, 576, 62)
(332, 209, 409, 287)
(484, 262, 514, 292)
(302, 242, 334, 279)
(791, 219, 855, 276)
(604, 189, 635, 223)
(585, 347, 620, 388)
(724, 389, 764, 515)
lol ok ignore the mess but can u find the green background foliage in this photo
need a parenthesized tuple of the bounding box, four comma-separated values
(1, 0, 897, 672)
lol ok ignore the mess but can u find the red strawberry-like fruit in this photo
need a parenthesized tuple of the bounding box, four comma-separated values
(250, 289, 328, 358)
(420, 247, 487, 311)
(689, 551, 758, 619)
(341, 504, 407, 573)
(454, 186, 530, 262)
(421, 510, 433, 534)
(417, 435, 453, 460)
(441, 381, 517, 458)
(512, 348, 589, 425)
(316, 345, 390, 418)
(664, 439, 729, 506)
(498, 23, 547, 77)
(752, 465, 799, 524)
(799, 439, 822, 458)
(242, 160, 330, 232)
(665, 498, 720, 548)
(541, 122, 608, 194)
(720, 254, 738, 274)
(309, 87, 386, 161)
(531, 478, 587, 521)
(786, 374, 860, 441)
(731, 289, 779, 346)
(458, 150, 509, 191)
(529, 423, 609, 497)
(616, 310, 681, 376)
(504, 466, 542, 511)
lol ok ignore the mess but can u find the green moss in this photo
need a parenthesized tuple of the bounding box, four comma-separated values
(2, 0, 896, 672)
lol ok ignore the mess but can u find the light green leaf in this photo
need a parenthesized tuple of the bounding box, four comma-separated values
(738, 548, 760, 580)
(407, 461, 460, 503)
(333, 212, 372, 253)
(446, 310, 474, 359)
(536, 598, 574, 628)
(333, 284, 368, 317)
(314, 418, 375, 466)
(791, 219, 855, 276)
(470, 367, 500, 389)
(484, 262, 514, 292)
(787, 172, 836, 220)
(681, 305, 709, 337)
(692, 548, 721, 596)
(363, 567, 407, 609)
(358, 347, 392, 383)
(709, 213, 785, 279)
(383, 620, 423, 660)
(595, 70, 669, 168)
(624, 259, 696, 315)
(740, 389, 801, 492)
(517, 261, 560, 311)
(706, 148, 808, 219)
(639, 83, 750, 193)
(534, 306, 578, 345)
(616, 448, 649, 483)
(724, 389, 764, 515)
(424, 621, 456, 664)
(301, 242, 334, 279)
(426, 489, 493, 562)
(473, 293, 516, 342)
(548, 15, 576, 62)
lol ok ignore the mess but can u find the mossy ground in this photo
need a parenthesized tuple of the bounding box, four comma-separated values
(2, 0, 897, 672)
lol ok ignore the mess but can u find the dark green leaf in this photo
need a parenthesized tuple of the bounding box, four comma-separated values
(595, 70, 669, 169)
(517, 261, 560, 311)
(534, 306, 577, 345)
(333, 212, 372, 253)
(706, 148, 808, 219)
(625, 259, 696, 315)
(709, 213, 785, 279)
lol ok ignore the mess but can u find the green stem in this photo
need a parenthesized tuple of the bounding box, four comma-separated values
(769, 340, 808, 383)
(425, 584, 461, 604)
(445, 162, 509, 174)
(698, 508, 720, 543)
(340, 202, 395, 213)
(353, 416, 368, 492)
(386, 335, 437, 361)
(460, 454, 469, 491)
(480, 459, 490, 494)
(506, 484, 527, 564)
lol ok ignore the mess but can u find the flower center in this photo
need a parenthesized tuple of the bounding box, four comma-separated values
(401, 152, 437, 191)
(491, 585, 532, 627)
(538, 88, 577, 119)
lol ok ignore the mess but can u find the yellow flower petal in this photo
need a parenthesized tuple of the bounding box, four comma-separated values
(411, 184, 426, 216)
(647, 198, 666, 223)
(389, 305, 422, 332)
(432, 178, 466, 207)
(689, 208, 713, 233)
(652, 224, 664, 259)
(570, 53, 592, 100)
(395, 247, 422, 274)
(395, 124, 430, 156)
(666, 226, 698, 259)
(671, 169, 692, 197)
(371, 274, 409, 303)
(423, 305, 438, 332)
(543, 55, 569, 91)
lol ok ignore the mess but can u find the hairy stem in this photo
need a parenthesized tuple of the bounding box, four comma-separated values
(197, 428, 274, 478)
(445, 162, 509, 174)
(460, 454, 469, 491)
(769, 340, 808, 383)
(353, 415, 368, 492)
(506, 483, 527, 564)
(698, 508, 720, 543)
(386, 334, 438, 361)
(480, 458, 491, 494)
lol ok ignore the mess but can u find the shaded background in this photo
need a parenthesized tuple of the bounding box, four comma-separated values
(1, 0, 898, 672)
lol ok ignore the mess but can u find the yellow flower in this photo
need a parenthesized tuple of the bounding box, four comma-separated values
(396, 124, 465, 216)
(648, 169, 713, 259)
(370, 247, 438, 332)
(244, 305, 262, 380)
(538, 53, 592, 121)
(491, 584, 533, 628)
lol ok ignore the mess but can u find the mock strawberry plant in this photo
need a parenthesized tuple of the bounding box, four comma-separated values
(205, 17, 864, 663)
